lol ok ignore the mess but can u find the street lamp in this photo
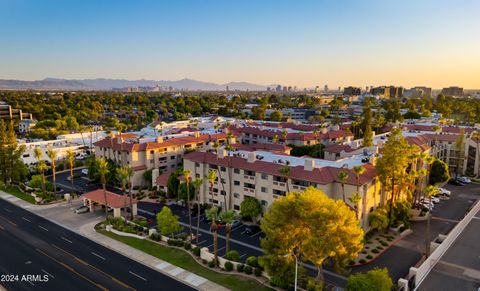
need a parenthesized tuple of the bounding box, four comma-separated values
(284, 252, 298, 291)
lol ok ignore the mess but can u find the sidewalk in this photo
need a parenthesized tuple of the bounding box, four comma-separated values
(0, 191, 229, 291)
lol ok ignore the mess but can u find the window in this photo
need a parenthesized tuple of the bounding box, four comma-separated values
(261, 173, 268, 180)
(261, 200, 268, 207)
(195, 174, 200, 178)
(220, 166, 226, 172)
(244, 170, 255, 176)
(195, 162, 200, 167)
(234, 193, 240, 198)
(234, 204, 240, 210)
(234, 169, 240, 174)
(220, 190, 226, 196)
(221, 178, 226, 184)
(234, 180, 240, 186)
(261, 187, 268, 193)
(170, 156, 175, 160)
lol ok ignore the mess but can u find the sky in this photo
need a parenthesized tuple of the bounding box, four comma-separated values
(1, 0, 479, 89)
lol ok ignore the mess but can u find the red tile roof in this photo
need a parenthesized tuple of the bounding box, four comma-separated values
(155, 171, 172, 187)
(184, 151, 376, 186)
(83, 189, 136, 208)
(231, 143, 291, 153)
(233, 126, 352, 142)
(93, 133, 227, 152)
(324, 144, 356, 154)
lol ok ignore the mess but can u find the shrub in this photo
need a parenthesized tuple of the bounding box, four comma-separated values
(184, 242, 191, 250)
(306, 279, 323, 291)
(381, 241, 388, 246)
(372, 249, 380, 253)
(244, 265, 253, 274)
(366, 255, 373, 259)
(254, 267, 262, 277)
(177, 233, 188, 241)
(361, 250, 367, 254)
(202, 259, 207, 265)
(150, 233, 161, 241)
(225, 250, 240, 262)
(192, 246, 201, 257)
(270, 276, 289, 289)
(359, 259, 367, 264)
(246, 256, 258, 268)
(237, 264, 245, 272)
(377, 246, 384, 250)
(224, 261, 234, 271)
(208, 260, 216, 268)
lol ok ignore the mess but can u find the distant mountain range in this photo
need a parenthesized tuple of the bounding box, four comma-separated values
(0, 78, 277, 91)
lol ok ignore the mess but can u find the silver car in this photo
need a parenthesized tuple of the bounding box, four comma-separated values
(75, 205, 89, 214)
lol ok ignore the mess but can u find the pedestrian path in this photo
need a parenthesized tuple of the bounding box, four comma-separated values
(0, 190, 229, 291)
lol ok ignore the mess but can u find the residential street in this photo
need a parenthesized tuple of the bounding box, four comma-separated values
(0, 198, 194, 291)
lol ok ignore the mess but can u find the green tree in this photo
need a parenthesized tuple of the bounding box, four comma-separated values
(428, 159, 450, 185)
(279, 165, 291, 193)
(424, 185, 438, 257)
(362, 99, 374, 147)
(346, 268, 393, 291)
(207, 169, 217, 206)
(34, 147, 47, 193)
(454, 129, 466, 178)
(181, 169, 193, 239)
(240, 196, 262, 222)
(166, 169, 182, 198)
(0, 120, 27, 184)
(219, 210, 235, 253)
(206, 207, 220, 266)
(337, 171, 349, 203)
(65, 149, 75, 190)
(192, 178, 203, 244)
(47, 147, 57, 195)
(368, 206, 389, 231)
(116, 165, 130, 219)
(261, 187, 364, 284)
(270, 110, 283, 121)
(143, 169, 153, 188)
(156, 206, 182, 237)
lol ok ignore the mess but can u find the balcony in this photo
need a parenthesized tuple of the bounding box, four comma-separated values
(244, 175, 255, 181)
(244, 187, 255, 194)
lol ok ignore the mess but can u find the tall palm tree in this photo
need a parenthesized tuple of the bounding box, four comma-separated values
(33, 147, 46, 193)
(116, 166, 129, 219)
(272, 134, 279, 144)
(352, 166, 365, 220)
(424, 185, 438, 257)
(281, 129, 288, 144)
(337, 171, 349, 203)
(65, 149, 76, 190)
(349, 192, 362, 219)
(47, 147, 57, 196)
(219, 210, 235, 253)
(207, 169, 217, 206)
(125, 165, 134, 220)
(182, 169, 193, 239)
(97, 158, 110, 218)
(206, 207, 219, 266)
(192, 178, 203, 244)
(472, 131, 480, 177)
(226, 132, 235, 210)
(279, 165, 291, 193)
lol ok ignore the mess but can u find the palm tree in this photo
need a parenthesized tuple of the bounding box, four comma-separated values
(116, 166, 129, 219)
(281, 129, 288, 144)
(272, 134, 279, 144)
(97, 158, 110, 218)
(181, 169, 193, 240)
(349, 192, 362, 219)
(125, 165, 134, 220)
(47, 147, 57, 195)
(206, 207, 219, 266)
(219, 210, 235, 253)
(279, 165, 291, 193)
(207, 169, 217, 206)
(65, 149, 76, 190)
(192, 178, 203, 244)
(424, 185, 438, 257)
(33, 147, 46, 193)
(337, 171, 349, 203)
(352, 166, 365, 220)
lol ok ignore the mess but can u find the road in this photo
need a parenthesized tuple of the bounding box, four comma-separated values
(0, 198, 193, 291)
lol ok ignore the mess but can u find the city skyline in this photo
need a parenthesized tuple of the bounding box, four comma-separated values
(1, 0, 480, 88)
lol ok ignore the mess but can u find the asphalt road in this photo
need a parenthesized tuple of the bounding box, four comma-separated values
(0, 198, 193, 291)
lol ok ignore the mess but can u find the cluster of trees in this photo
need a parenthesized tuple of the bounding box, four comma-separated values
(0, 120, 28, 184)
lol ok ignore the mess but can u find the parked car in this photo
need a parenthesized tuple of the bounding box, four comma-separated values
(81, 168, 88, 175)
(425, 196, 440, 204)
(458, 176, 471, 184)
(439, 193, 450, 201)
(74, 205, 89, 214)
(437, 187, 451, 196)
(230, 220, 242, 229)
(244, 224, 261, 235)
(76, 153, 89, 160)
(449, 179, 465, 186)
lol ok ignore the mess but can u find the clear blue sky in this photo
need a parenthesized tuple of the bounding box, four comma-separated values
(1, 0, 479, 88)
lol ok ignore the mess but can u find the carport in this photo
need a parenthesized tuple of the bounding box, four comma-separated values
(83, 189, 137, 218)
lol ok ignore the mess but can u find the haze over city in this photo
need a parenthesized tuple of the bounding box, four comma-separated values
(1, 0, 480, 88)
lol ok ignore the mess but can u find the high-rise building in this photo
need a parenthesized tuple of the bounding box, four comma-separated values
(441, 86, 464, 97)
(324, 85, 329, 92)
(343, 86, 361, 96)
(413, 86, 432, 98)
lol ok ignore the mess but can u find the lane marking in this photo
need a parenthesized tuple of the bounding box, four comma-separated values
(250, 231, 263, 237)
(197, 240, 207, 245)
(26, 280, 34, 286)
(35, 248, 108, 291)
(129, 271, 147, 281)
(4, 208, 12, 213)
(217, 246, 226, 252)
(239, 254, 247, 259)
(51, 244, 134, 290)
(38, 225, 49, 232)
(61, 236, 73, 244)
(0, 214, 17, 226)
(206, 243, 214, 248)
(22, 217, 31, 222)
(41, 269, 55, 279)
(91, 252, 106, 260)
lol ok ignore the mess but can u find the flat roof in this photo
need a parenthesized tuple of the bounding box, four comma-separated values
(417, 208, 480, 291)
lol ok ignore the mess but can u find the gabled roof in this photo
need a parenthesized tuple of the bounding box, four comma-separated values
(83, 189, 136, 208)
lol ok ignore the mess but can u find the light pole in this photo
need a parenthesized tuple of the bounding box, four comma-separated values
(284, 252, 298, 291)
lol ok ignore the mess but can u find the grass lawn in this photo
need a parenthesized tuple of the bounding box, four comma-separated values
(98, 229, 272, 291)
(0, 185, 35, 204)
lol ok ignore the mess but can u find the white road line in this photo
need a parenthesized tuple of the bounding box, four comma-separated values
(197, 240, 207, 245)
(61, 236, 73, 244)
(41, 269, 55, 278)
(22, 217, 31, 222)
(231, 225, 243, 232)
(38, 225, 49, 232)
(129, 271, 147, 281)
(4, 208, 12, 213)
(26, 280, 34, 286)
(239, 254, 247, 258)
(217, 247, 226, 252)
(206, 243, 214, 249)
(91, 252, 106, 260)
(250, 231, 263, 237)
(473, 216, 480, 220)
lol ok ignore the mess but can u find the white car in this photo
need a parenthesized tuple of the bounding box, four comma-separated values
(437, 187, 451, 196)
(458, 176, 471, 184)
(74, 205, 89, 214)
(81, 169, 88, 175)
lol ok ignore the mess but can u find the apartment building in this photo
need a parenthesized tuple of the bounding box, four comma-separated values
(93, 132, 231, 186)
(231, 125, 353, 146)
(183, 149, 382, 230)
